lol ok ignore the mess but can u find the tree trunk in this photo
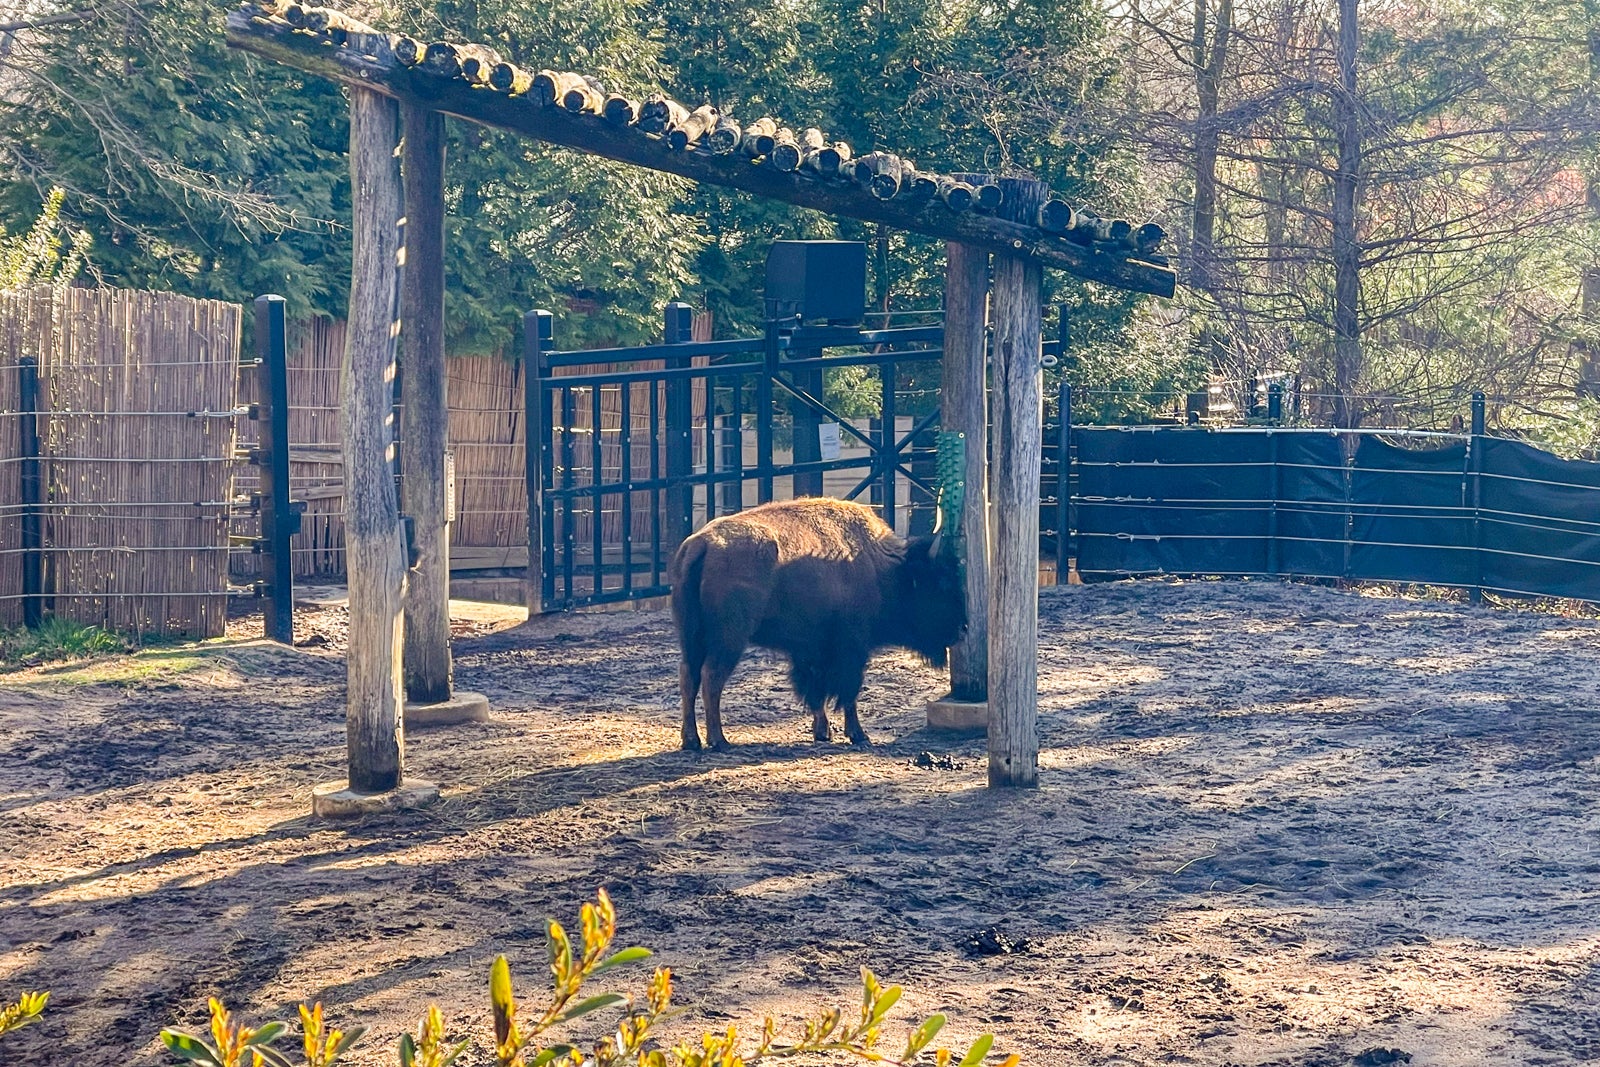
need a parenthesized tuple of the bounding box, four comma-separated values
(1580, 6, 1600, 395)
(1190, 0, 1232, 295)
(987, 178, 1046, 789)
(400, 102, 453, 705)
(941, 241, 990, 704)
(342, 88, 407, 793)
(1331, 0, 1363, 429)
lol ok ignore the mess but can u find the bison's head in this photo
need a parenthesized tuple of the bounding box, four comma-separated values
(895, 532, 967, 667)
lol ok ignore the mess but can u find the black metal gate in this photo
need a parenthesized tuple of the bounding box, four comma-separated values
(523, 307, 947, 611)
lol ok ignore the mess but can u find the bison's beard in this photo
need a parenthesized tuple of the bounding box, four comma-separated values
(915, 647, 950, 669)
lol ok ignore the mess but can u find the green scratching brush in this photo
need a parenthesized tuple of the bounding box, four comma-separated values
(935, 430, 967, 559)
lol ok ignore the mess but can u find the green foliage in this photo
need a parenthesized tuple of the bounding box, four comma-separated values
(0, 617, 127, 668)
(0, 0, 350, 317)
(0, 991, 48, 1040)
(158, 891, 1016, 1067)
(0, 189, 91, 289)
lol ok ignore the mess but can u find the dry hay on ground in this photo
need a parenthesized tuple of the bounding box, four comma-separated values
(2, 579, 1600, 1066)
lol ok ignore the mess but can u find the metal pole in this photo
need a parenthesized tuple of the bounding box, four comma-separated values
(757, 317, 777, 504)
(254, 294, 295, 645)
(18, 355, 43, 629)
(1055, 380, 1071, 583)
(1470, 390, 1485, 605)
(664, 302, 696, 539)
(523, 309, 552, 613)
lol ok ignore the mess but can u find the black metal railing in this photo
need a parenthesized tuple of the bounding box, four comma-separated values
(523, 306, 953, 611)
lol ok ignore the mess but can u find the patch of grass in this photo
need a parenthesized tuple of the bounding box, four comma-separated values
(37, 650, 212, 687)
(0, 617, 127, 668)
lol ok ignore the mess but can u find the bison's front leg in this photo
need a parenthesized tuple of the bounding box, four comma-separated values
(842, 700, 871, 746)
(834, 655, 870, 746)
(791, 659, 831, 742)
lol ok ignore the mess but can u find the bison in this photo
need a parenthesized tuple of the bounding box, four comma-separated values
(668, 497, 967, 750)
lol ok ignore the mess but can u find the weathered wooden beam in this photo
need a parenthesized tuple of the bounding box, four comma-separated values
(224, 8, 1177, 298)
(942, 240, 990, 706)
(340, 87, 407, 794)
(400, 101, 453, 706)
(987, 176, 1045, 790)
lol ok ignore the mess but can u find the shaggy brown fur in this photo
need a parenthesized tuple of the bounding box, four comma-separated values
(669, 498, 966, 750)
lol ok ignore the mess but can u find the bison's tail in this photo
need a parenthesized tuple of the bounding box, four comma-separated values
(670, 537, 709, 672)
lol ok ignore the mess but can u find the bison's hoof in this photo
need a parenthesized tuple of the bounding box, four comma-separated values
(813, 724, 832, 742)
(847, 729, 872, 747)
(707, 735, 733, 752)
(681, 732, 703, 752)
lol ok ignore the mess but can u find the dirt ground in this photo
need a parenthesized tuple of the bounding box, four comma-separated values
(3, 579, 1600, 1067)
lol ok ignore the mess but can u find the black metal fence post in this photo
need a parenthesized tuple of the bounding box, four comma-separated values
(1470, 390, 1486, 605)
(523, 309, 553, 613)
(253, 294, 296, 645)
(1267, 382, 1283, 424)
(1056, 380, 1071, 582)
(880, 357, 897, 530)
(757, 317, 777, 505)
(664, 302, 696, 540)
(18, 355, 43, 628)
(792, 355, 824, 498)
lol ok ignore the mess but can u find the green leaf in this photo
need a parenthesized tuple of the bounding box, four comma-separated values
(553, 993, 625, 1024)
(244, 1021, 288, 1046)
(159, 1031, 224, 1066)
(870, 986, 903, 1023)
(440, 1039, 471, 1067)
(529, 1044, 575, 1067)
(250, 1048, 295, 1067)
(399, 1033, 417, 1067)
(592, 947, 653, 973)
(491, 954, 519, 1051)
(331, 1026, 366, 1057)
(902, 1014, 946, 1059)
(958, 1034, 994, 1067)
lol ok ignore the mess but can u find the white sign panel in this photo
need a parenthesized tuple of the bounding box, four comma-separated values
(818, 422, 842, 461)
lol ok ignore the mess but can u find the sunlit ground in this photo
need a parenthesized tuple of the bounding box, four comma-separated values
(2, 578, 1599, 1066)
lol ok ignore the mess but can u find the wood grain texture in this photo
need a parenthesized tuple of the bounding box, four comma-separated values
(224, 10, 1175, 298)
(986, 178, 1046, 789)
(400, 102, 453, 704)
(941, 241, 990, 703)
(342, 89, 406, 793)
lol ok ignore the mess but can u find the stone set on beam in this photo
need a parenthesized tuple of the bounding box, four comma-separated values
(227, 2, 1177, 298)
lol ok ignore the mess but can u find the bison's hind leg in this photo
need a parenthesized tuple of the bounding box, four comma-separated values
(791, 659, 832, 742)
(679, 658, 704, 751)
(699, 651, 742, 751)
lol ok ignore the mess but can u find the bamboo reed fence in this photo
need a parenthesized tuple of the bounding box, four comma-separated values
(0, 293, 29, 629)
(229, 317, 714, 584)
(0, 286, 242, 637)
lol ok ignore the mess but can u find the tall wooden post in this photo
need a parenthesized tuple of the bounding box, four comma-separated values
(314, 88, 438, 815)
(928, 241, 990, 727)
(398, 102, 490, 726)
(987, 178, 1047, 789)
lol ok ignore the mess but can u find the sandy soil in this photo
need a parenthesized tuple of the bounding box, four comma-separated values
(3, 579, 1600, 1067)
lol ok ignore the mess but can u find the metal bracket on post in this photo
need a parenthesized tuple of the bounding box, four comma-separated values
(664, 301, 696, 542)
(253, 294, 296, 645)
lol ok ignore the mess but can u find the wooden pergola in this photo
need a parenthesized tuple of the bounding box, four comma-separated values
(225, 2, 1178, 809)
